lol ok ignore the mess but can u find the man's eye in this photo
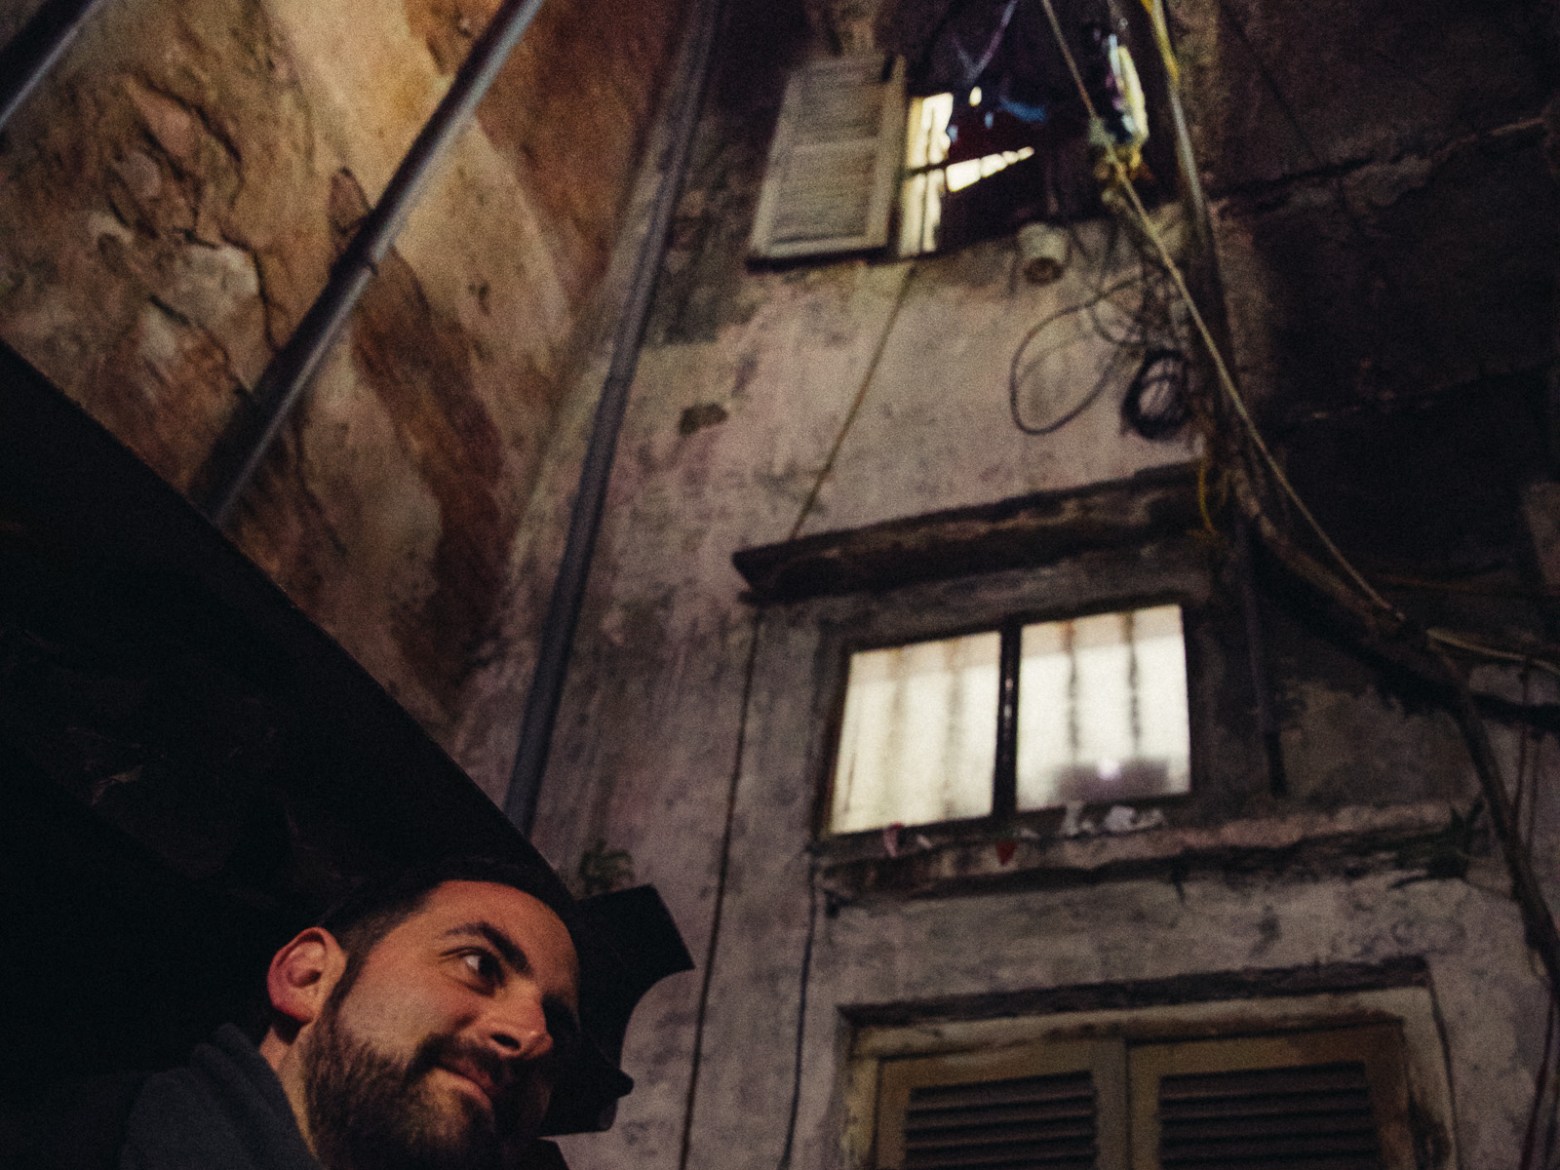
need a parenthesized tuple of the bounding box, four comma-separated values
(459, 950, 503, 984)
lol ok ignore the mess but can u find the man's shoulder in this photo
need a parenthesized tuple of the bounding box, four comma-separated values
(0, 1070, 151, 1170)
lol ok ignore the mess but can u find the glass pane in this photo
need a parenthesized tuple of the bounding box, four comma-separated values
(898, 92, 952, 255)
(1016, 604, 1189, 811)
(829, 630, 1000, 833)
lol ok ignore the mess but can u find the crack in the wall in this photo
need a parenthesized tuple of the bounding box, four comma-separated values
(217, 230, 277, 363)
(146, 292, 243, 395)
(1210, 117, 1549, 208)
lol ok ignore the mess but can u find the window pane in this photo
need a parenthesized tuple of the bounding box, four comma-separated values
(829, 631, 1000, 833)
(1016, 604, 1189, 810)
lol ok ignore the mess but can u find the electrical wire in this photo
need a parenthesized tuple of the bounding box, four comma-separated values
(1007, 231, 1185, 437)
(1523, 999, 1560, 1170)
(787, 262, 917, 543)
(1034, 0, 1560, 688)
(774, 862, 821, 1170)
(1032, 0, 1560, 1084)
(682, 268, 916, 1170)
(1033, 0, 1400, 618)
(1008, 274, 1140, 435)
(675, 609, 765, 1170)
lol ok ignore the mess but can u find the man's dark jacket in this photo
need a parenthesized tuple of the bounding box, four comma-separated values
(2, 1026, 319, 1170)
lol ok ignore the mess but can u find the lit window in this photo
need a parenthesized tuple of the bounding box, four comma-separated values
(750, 21, 1163, 263)
(898, 92, 1037, 256)
(826, 603, 1189, 835)
(1016, 605, 1189, 810)
(830, 630, 1002, 834)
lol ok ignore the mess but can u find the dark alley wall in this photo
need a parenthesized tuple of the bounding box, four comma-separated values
(0, 0, 687, 786)
(519, 0, 1560, 1168)
(4, 0, 1560, 1163)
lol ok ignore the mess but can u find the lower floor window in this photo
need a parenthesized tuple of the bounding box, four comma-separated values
(828, 602, 1190, 835)
(875, 1023, 1415, 1170)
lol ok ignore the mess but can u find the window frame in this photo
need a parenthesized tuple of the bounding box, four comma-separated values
(870, 1022, 1418, 1170)
(749, 0, 1183, 264)
(849, 981, 1453, 1170)
(876, 1037, 1129, 1170)
(815, 587, 1207, 842)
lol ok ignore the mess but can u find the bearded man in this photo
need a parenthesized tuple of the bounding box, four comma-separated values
(10, 857, 646, 1170)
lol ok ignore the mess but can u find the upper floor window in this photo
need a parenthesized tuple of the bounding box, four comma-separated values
(826, 601, 1190, 835)
(749, 0, 1167, 262)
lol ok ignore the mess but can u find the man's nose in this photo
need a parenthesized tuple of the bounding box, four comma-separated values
(484, 987, 554, 1061)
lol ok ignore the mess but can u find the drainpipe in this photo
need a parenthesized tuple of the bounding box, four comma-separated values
(1235, 514, 1286, 795)
(1153, 0, 1288, 798)
(0, 0, 114, 134)
(502, 0, 724, 834)
(193, 0, 549, 526)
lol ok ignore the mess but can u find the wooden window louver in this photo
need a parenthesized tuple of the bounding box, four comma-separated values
(877, 1041, 1127, 1170)
(749, 54, 907, 260)
(902, 1071, 1098, 1170)
(874, 1025, 1415, 1170)
(1156, 1063, 1384, 1168)
(1129, 1026, 1416, 1170)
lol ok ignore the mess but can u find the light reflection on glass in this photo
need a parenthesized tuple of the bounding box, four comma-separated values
(1016, 604, 1190, 810)
(829, 631, 1000, 833)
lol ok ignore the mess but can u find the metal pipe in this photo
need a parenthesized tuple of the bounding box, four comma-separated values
(993, 622, 1021, 819)
(1235, 513, 1286, 795)
(503, 0, 725, 834)
(194, 0, 549, 526)
(0, 0, 114, 134)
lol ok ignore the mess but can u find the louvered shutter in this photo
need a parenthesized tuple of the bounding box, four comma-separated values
(1129, 1025, 1415, 1170)
(877, 1040, 1127, 1170)
(748, 54, 907, 260)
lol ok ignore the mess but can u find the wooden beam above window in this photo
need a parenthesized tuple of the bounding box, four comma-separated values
(732, 463, 1201, 602)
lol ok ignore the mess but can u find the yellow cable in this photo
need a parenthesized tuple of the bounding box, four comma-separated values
(1141, 0, 1180, 86)
(787, 262, 917, 543)
(1032, 0, 1560, 680)
(1195, 455, 1218, 538)
(1035, 0, 1400, 622)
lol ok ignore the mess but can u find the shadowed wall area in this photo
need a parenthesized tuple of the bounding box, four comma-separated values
(0, 0, 688, 791)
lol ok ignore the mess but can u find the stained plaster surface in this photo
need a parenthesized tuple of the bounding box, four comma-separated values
(539, 218, 1202, 1166)
(1174, 0, 1556, 420)
(552, 584, 1548, 1170)
(537, 0, 1557, 1164)
(0, 0, 683, 763)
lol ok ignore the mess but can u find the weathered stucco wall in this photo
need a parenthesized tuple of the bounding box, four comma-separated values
(532, 0, 1559, 1166)
(0, 0, 686, 779)
(5, 0, 1555, 1158)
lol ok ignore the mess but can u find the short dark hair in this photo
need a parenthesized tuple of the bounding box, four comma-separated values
(316, 855, 573, 998)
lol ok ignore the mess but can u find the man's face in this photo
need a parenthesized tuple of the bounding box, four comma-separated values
(301, 881, 581, 1170)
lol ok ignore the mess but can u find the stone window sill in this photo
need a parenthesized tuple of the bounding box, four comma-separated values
(813, 800, 1474, 905)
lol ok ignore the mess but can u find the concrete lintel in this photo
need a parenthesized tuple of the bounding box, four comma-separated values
(732, 462, 1201, 602)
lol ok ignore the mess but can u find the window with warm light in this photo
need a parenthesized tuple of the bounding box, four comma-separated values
(826, 602, 1190, 835)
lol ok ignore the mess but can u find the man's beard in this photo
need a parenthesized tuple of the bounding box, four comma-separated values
(302, 1000, 520, 1170)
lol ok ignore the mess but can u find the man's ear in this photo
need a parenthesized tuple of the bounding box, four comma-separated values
(266, 927, 348, 1027)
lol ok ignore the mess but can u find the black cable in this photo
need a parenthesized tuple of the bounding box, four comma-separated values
(775, 862, 821, 1170)
(1010, 210, 1189, 438)
(1522, 998, 1558, 1170)
(1121, 346, 1190, 439)
(1011, 327, 1132, 435)
(676, 609, 765, 1170)
(1517, 663, 1536, 850)
(1008, 272, 1142, 434)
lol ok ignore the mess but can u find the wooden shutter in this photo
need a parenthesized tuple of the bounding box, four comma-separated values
(876, 1039, 1127, 1170)
(748, 54, 907, 260)
(1128, 1025, 1415, 1170)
